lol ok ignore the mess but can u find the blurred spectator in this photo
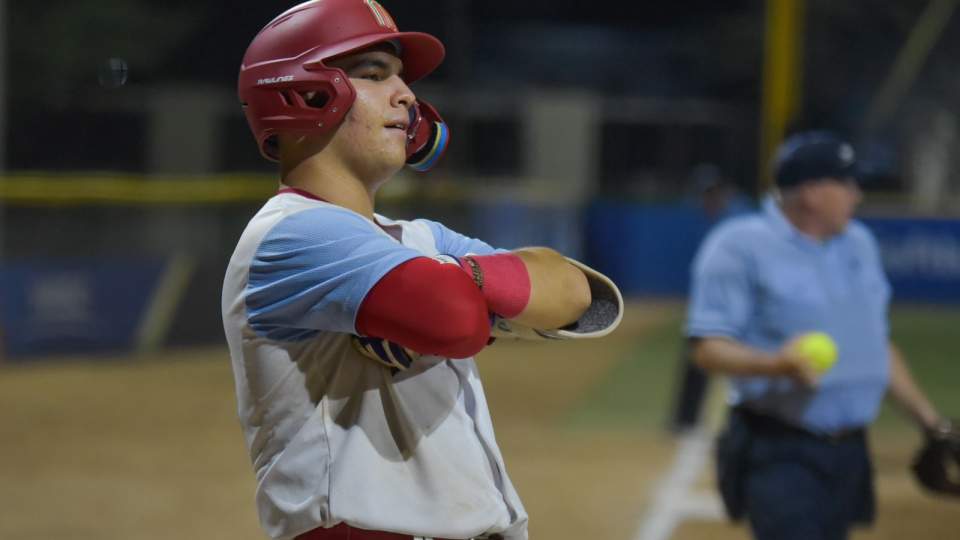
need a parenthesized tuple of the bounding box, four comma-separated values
(689, 163, 753, 222)
(668, 163, 753, 432)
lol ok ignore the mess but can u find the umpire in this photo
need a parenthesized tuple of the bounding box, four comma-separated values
(685, 130, 950, 540)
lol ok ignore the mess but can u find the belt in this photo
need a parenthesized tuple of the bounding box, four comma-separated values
(296, 523, 504, 540)
(734, 406, 865, 444)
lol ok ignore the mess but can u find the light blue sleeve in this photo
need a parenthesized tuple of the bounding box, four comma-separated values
(685, 225, 755, 340)
(416, 219, 506, 256)
(245, 207, 422, 340)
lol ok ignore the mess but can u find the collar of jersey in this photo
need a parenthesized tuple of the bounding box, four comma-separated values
(277, 185, 403, 241)
(277, 186, 329, 203)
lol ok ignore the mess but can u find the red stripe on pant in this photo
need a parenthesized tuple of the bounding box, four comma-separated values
(296, 523, 458, 540)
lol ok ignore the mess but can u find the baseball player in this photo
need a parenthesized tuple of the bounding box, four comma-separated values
(221, 2, 624, 540)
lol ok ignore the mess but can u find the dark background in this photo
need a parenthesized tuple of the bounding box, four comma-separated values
(6, 1, 958, 189)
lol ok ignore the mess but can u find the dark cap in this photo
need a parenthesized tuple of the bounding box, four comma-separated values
(773, 131, 859, 188)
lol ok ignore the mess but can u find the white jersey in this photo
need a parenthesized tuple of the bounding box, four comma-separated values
(221, 190, 528, 540)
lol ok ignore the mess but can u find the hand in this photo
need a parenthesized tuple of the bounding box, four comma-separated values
(351, 335, 420, 371)
(921, 414, 948, 435)
(773, 336, 822, 387)
(925, 418, 959, 442)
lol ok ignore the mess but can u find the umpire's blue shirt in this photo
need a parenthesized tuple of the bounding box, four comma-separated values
(686, 196, 892, 434)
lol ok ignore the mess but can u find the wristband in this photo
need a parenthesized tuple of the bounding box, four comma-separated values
(461, 256, 484, 290)
(457, 253, 530, 319)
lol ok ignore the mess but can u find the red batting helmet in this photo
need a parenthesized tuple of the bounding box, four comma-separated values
(238, 0, 449, 171)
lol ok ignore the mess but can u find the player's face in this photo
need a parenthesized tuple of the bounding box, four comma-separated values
(805, 177, 862, 236)
(326, 48, 415, 179)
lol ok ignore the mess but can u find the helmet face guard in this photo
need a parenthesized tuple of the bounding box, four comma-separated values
(406, 100, 450, 173)
(238, 0, 449, 171)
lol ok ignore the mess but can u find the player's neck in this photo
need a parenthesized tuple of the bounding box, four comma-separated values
(281, 157, 377, 219)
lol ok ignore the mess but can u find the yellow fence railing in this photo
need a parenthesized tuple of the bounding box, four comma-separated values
(0, 174, 279, 206)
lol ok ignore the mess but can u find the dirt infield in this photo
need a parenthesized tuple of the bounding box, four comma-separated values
(0, 302, 956, 540)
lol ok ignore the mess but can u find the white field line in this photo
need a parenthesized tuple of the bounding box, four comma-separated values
(633, 378, 728, 540)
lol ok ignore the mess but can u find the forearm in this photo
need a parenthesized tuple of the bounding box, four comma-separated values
(887, 342, 940, 431)
(357, 258, 490, 358)
(690, 336, 787, 377)
(510, 247, 591, 329)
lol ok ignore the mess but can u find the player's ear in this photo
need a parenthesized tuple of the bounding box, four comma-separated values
(277, 134, 301, 162)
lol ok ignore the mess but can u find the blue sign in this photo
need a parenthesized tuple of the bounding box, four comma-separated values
(583, 201, 960, 303)
(585, 201, 713, 296)
(863, 217, 960, 303)
(0, 259, 166, 359)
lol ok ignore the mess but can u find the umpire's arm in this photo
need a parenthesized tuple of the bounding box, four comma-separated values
(887, 342, 942, 432)
(690, 336, 819, 387)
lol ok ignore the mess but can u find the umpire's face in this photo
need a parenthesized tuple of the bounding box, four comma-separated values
(804, 176, 862, 237)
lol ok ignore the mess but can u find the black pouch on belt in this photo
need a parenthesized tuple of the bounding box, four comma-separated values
(715, 409, 751, 521)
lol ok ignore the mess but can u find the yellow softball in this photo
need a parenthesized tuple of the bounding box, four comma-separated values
(794, 332, 838, 373)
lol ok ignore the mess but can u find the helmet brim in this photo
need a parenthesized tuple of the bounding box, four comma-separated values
(393, 32, 446, 83)
(306, 31, 445, 84)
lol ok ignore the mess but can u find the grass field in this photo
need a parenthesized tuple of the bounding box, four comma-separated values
(0, 302, 957, 540)
(569, 302, 960, 433)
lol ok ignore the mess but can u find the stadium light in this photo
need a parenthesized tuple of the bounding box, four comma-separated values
(759, 0, 804, 195)
(0, 0, 7, 260)
(0, 0, 6, 173)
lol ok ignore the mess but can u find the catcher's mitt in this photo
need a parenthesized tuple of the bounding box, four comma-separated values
(911, 418, 960, 497)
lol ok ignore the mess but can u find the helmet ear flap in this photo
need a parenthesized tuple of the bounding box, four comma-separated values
(240, 61, 356, 162)
(406, 100, 449, 172)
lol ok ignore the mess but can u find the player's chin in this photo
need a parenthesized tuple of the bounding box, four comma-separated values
(382, 141, 408, 170)
(371, 150, 407, 176)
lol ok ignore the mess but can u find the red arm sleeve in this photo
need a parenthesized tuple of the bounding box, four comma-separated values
(356, 257, 491, 359)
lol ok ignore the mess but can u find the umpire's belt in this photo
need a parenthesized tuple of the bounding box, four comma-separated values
(297, 523, 504, 540)
(735, 406, 865, 444)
